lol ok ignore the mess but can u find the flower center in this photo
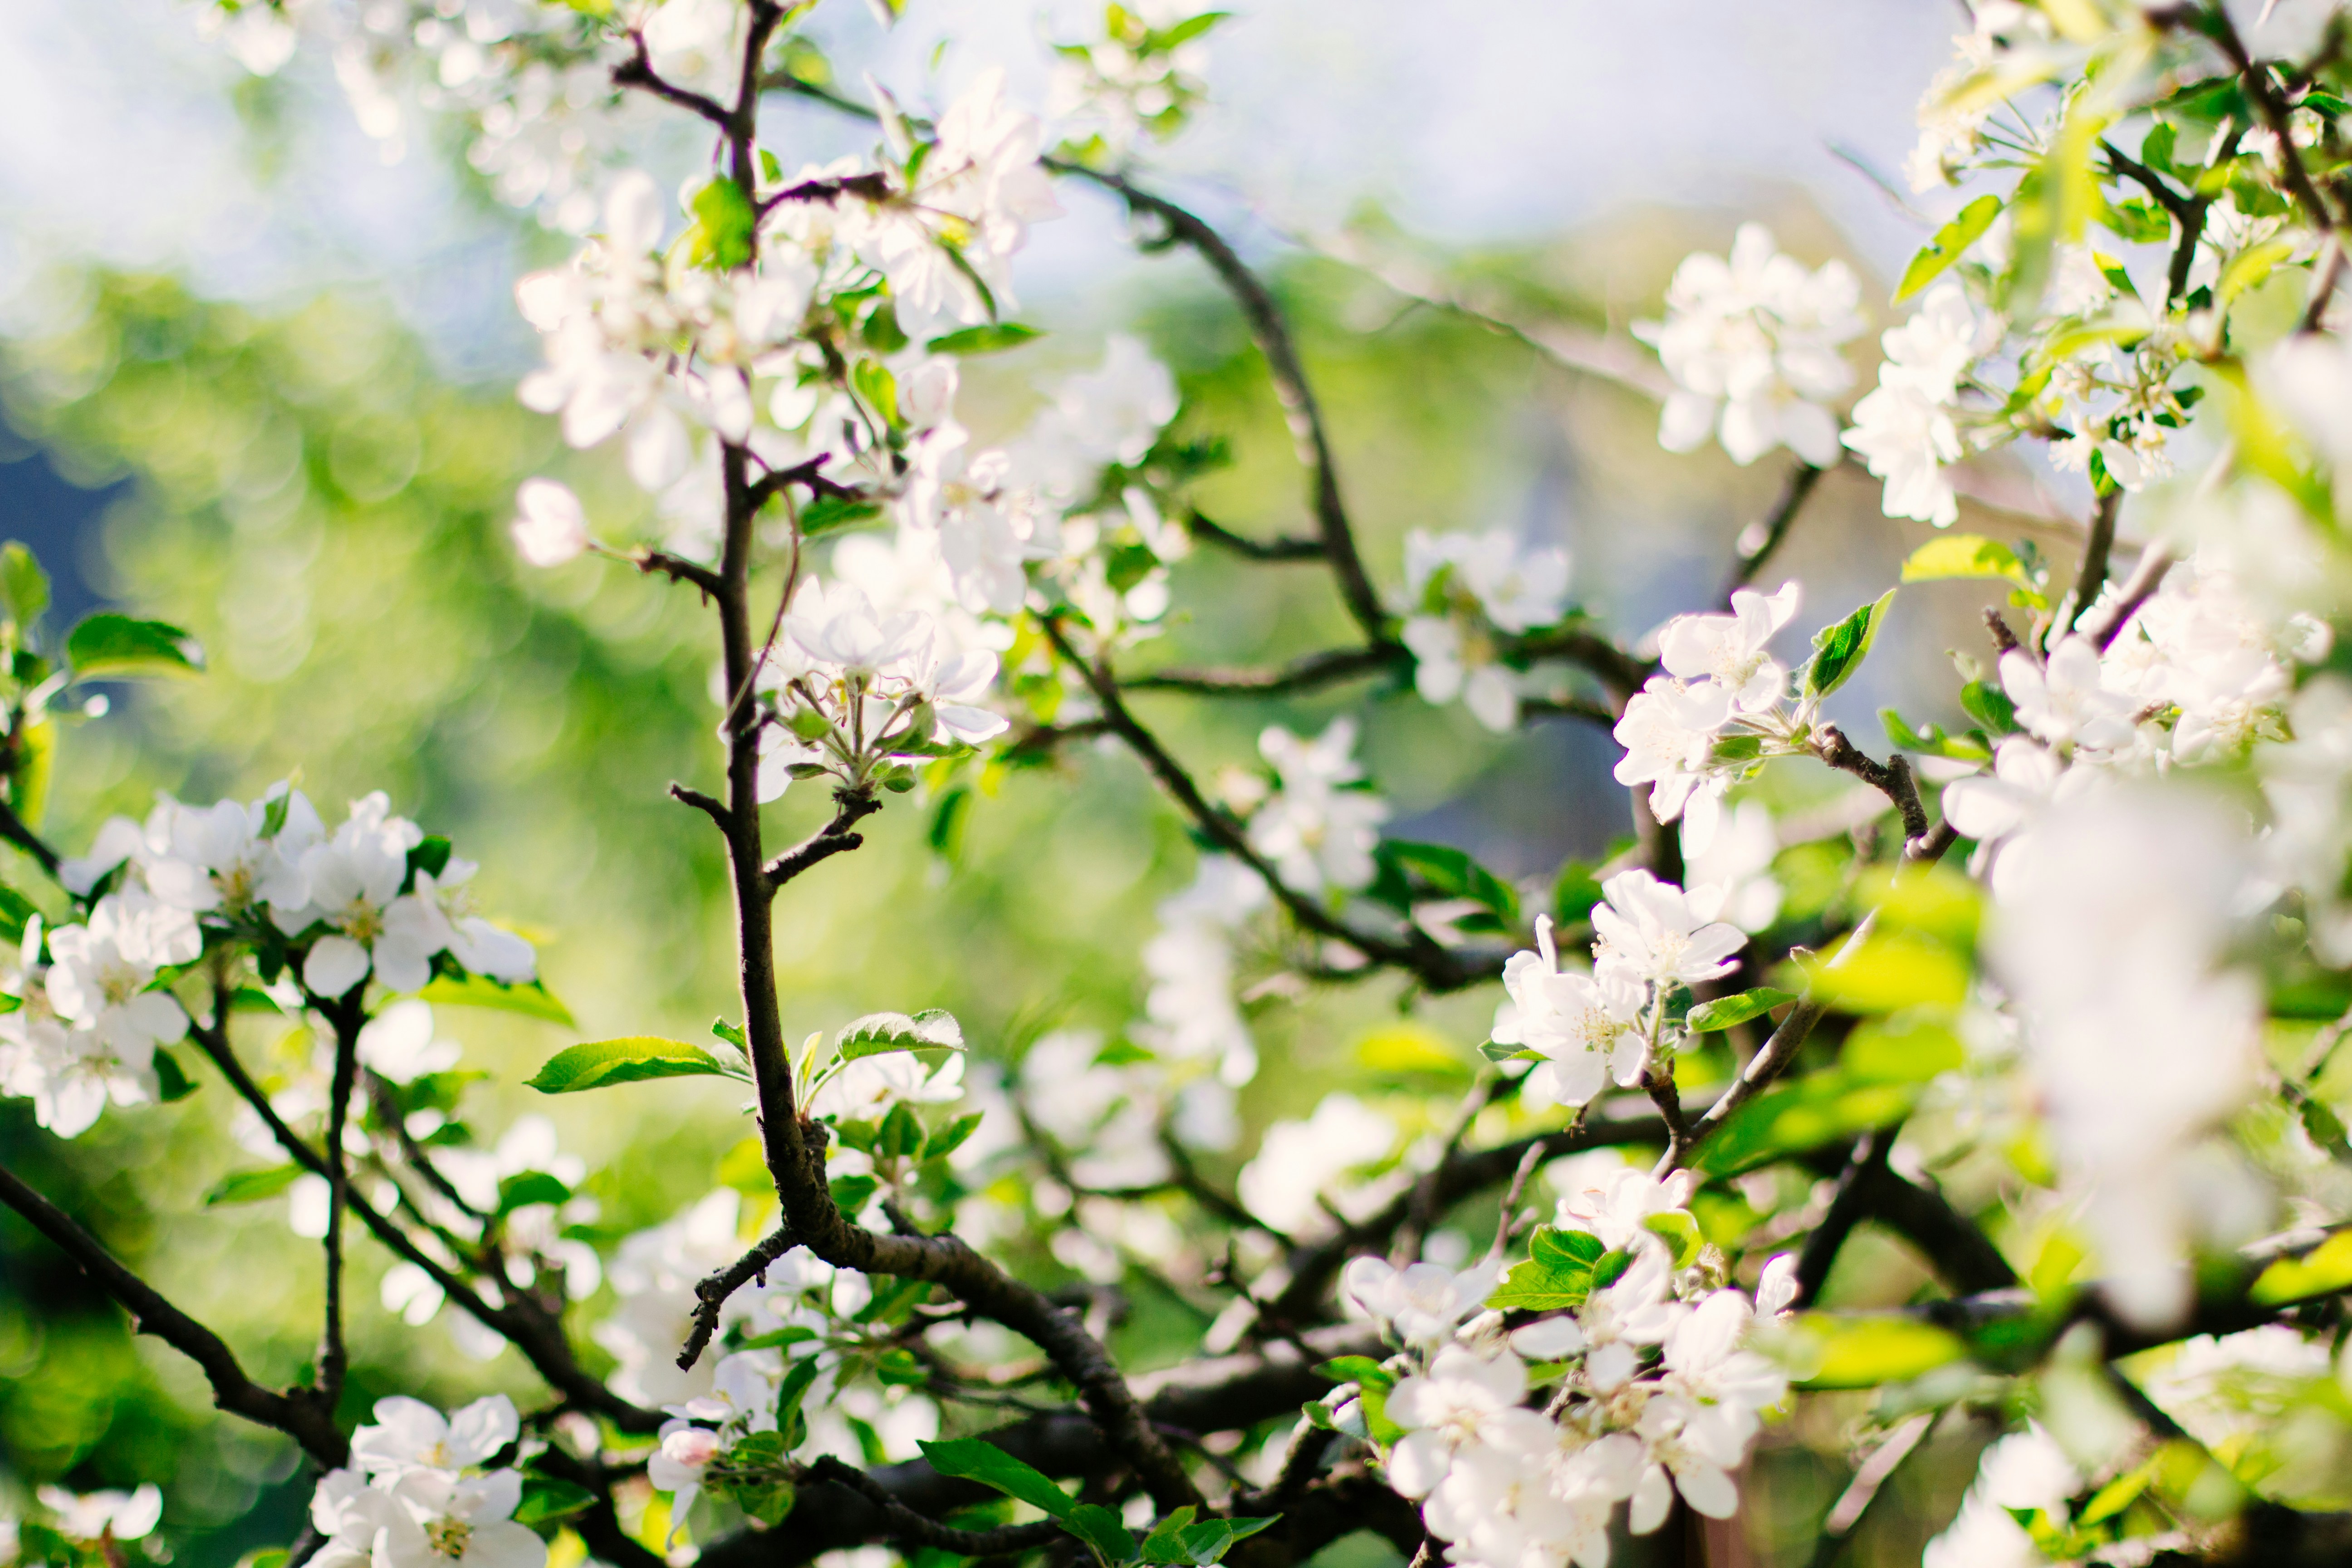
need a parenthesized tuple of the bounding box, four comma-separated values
(426, 1518, 472, 1561)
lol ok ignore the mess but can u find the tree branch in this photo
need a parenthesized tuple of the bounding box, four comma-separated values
(805, 1458, 1066, 1555)
(1812, 725, 1929, 844)
(2064, 486, 2122, 636)
(2077, 542, 2176, 652)
(2206, 10, 2343, 235)
(1720, 461, 1824, 607)
(764, 787, 880, 892)
(678, 1224, 798, 1372)
(1044, 616, 1490, 994)
(1124, 643, 1404, 696)
(1791, 1133, 1891, 1308)
(317, 994, 363, 1410)
(184, 1021, 664, 1431)
(0, 1160, 351, 1468)
(1187, 510, 1325, 562)
(0, 794, 61, 878)
(1042, 162, 1389, 642)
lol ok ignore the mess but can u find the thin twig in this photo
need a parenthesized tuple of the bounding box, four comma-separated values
(1792, 1133, 1891, 1307)
(804, 1457, 1065, 1555)
(2064, 487, 2122, 637)
(2077, 543, 2177, 652)
(1812, 725, 1930, 844)
(764, 788, 881, 892)
(679, 1225, 800, 1371)
(1186, 509, 1324, 562)
(318, 996, 363, 1408)
(1721, 461, 1824, 607)
(1124, 643, 1403, 697)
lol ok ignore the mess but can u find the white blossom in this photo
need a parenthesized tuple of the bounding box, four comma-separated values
(1589, 870, 1745, 989)
(1248, 719, 1389, 894)
(1634, 224, 1863, 467)
(510, 478, 591, 567)
(1657, 582, 1799, 712)
(1492, 914, 1648, 1110)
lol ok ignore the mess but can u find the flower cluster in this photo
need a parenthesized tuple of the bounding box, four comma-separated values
(1842, 281, 1999, 528)
(1344, 1169, 1794, 1565)
(1493, 873, 1745, 1113)
(1244, 719, 1391, 895)
(1612, 583, 1804, 843)
(1633, 224, 1864, 468)
(1399, 528, 1573, 732)
(0, 785, 533, 1141)
(308, 1396, 545, 1568)
(1046, 2, 1225, 155)
(1921, 1422, 2082, 1568)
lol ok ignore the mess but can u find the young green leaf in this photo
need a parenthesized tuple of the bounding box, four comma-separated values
(0, 542, 50, 629)
(513, 1476, 598, 1527)
(416, 973, 576, 1026)
(1898, 534, 2032, 588)
(1064, 1504, 1140, 1566)
(686, 177, 757, 270)
(838, 1009, 964, 1059)
(926, 323, 1045, 355)
(1893, 195, 2002, 303)
(65, 613, 205, 679)
(152, 1046, 199, 1102)
(1803, 589, 1897, 702)
(917, 1438, 1074, 1519)
(203, 1165, 305, 1206)
(1685, 987, 1797, 1032)
(525, 1037, 739, 1093)
(496, 1171, 572, 1213)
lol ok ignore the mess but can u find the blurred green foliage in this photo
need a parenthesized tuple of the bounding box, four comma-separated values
(0, 201, 2021, 1564)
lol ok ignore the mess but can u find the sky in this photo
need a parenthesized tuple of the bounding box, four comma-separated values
(0, 0, 1970, 379)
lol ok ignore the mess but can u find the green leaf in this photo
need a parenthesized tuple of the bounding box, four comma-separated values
(1786, 1312, 1968, 1389)
(1314, 1355, 1396, 1393)
(1899, 534, 2033, 590)
(1695, 1069, 1924, 1176)
(1803, 589, 1897, 702)
(2251, 1230, 2352, 1306)
(204, 1164, 304, 1206)
(513, 1476, 598, 1527)
(838, 1009, 964, 1059)
(1065, 1504, 1140, 1566)
(496, 1171, 572, 1213)
(65, 613, 204, 679)
(525, 1037, 737, 1093)
(0, 883, 36, 946)
(1530, 1225, 1607, 1270)
(713, 1018, 749, 1050)
(1958, 679, 2018, 736)
(922, 1110, 985, 1162)
(1797, 930, 1971, 1013)
(1842, 1010, 1965, 1084)
(153, 1046, 198, 1102)
(829, 1172, 880, 1216)
(1686, 987, 1796, 1032)
(1142, 1508, 1200, 1565)
(1152, 1518, 1277, 1567)
(918, 1438, 1074, 1519)
(878, 1100, 924, 1161)
(1156, 12, 1230, 48)
(1642, 1210, 1704, 1269)
(0, 543, 50, 630)
(686, 177, 757, 271)
(774, 1354, 823, 1426)
(416, 973, 575, 1026)
(852, 359, 899, 428)
(1894, 195, 2003, 303)
(926, 323, 1045, 355)
(795, 496, 882, 537)
(2219, 237, 2297, 310)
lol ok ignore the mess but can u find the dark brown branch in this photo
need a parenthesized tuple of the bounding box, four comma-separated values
(2206, 10, 2343, 235)
(1813, 725, 1929, 844)
(637, 549, 725, 598)
(1187, 510, 1325, 562)
(671, 781, 732, 826)
(184, 1022, 663, 1432)
(317, 994, 364, 1408)
(1497, 627, 1655, 705)
(1125, 643, 1403, 696)
(678, 1224, 799, 1372)
(1720, 461, 1824, 607)
(746, 453, 858, 514)
(1263, 1113, 1670, 1329)
(2078, 542, 2176, 652)
(0, 794, 61, 877)
(1516, 695, 1617, 728)
(757, 172, 896, 216)
(1044, 616, 1490, 994)
(0, 1160, 351, 1468)
(806, 1458, 1065, 1555)
(1043, 162, 1388, 642)
(764, 787, 880, 892)
(1864, 1163, 2018, 1295)
(612, 36, 733, 128)
(1792, 1133, 1891, 1307)
(2065, 487, 2122, 635)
